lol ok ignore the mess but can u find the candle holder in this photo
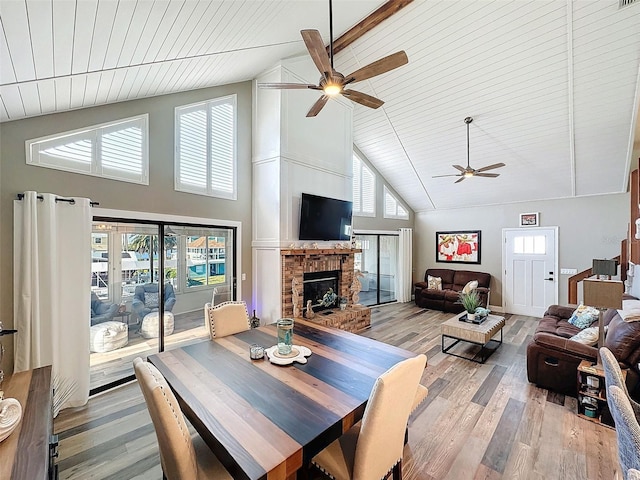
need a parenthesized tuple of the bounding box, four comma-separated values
(249, 344, 264, 360)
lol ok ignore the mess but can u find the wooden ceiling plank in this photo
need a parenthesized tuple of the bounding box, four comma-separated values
(330, 0, 414, 56)
(72, 0, 98, 75)
(0, 22, 16, 84)
(52, 0, 75, 77)
(87, 0, 119, 72)
(0, 0, 35, 81)
(25, 0, 54, 79)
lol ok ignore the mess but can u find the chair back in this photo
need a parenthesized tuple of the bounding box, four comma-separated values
(133, 357, 198, 480)
(601, 347, 640, 419)
(601, 347, 630, 397)
(353, 354, 427, 479)
(608, 385, 640, 477)
(204, 301, 251, 339)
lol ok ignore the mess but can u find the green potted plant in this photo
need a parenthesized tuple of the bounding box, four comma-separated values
(459, 290, 481, 320)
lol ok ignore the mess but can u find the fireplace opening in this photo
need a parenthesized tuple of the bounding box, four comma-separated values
(304, 270, 340, 313)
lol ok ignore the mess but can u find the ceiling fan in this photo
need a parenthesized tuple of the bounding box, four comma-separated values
(432, 117, 506, 183)
(257, 0, 408, 117)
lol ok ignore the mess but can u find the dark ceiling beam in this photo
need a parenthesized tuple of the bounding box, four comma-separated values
(329, 0, 414, 56)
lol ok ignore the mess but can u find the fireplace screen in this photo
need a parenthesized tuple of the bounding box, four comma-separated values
(303, 270, 340, 313)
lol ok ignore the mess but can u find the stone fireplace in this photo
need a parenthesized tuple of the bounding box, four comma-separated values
(281, 248, 370, 332)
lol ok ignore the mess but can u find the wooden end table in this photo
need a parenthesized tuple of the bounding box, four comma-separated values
(441, 313, 505, 363)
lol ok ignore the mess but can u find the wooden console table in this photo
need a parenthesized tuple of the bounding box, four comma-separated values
(0, 366, 57, 480)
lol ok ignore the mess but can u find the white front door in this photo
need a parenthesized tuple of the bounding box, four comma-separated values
(503, 227, 558, 317)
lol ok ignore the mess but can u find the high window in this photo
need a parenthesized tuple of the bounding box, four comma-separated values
(383, 186, 409, 219)
(27, 114, 149, 184)
(175, 95, 237, 200)
(352, 152, 375, 217)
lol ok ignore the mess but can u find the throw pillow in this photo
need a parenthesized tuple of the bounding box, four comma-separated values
(569, 326, 601, 346)
(462, 280, 478, 295)
(568, 304, 600, 329)
(144, 292, 159, 308)
(427, 275, 442, 290)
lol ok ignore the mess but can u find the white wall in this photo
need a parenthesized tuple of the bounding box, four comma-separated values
(415, 193, 628, 308)
(252, 55, 354, 323)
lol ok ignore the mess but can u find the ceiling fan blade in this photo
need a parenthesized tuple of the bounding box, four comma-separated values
(432, 174, 463, 178)
(306, 95, 329, 117)
(301, 30, 333, 78)
(342, 89, 384, 109)
(258, 83, 319, 90)
(455, 176, 466, 183)
(475, 173, 500, 178)
(476, 162, 506, 173)
(453, 165, 466, 172)
(343, 51, 408, 84)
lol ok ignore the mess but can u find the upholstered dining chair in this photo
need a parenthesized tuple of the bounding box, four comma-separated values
(608, 385, 640, 479)
(204, 300, 251, 339)
(133, 357, 232, 480)
(311, 354, 427, 480)
(600, 347, 640, 420)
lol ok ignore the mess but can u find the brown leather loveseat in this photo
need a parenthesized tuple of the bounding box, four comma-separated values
(414, 268, 491, 313)
(526, 300, 640, 397)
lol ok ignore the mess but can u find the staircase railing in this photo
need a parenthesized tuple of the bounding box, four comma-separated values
(568, 254, 622, 305)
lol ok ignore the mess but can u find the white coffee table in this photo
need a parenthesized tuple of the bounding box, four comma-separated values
(441, 312, 505, 363)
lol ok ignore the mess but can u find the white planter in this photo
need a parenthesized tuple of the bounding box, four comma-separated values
(467, 312, 476, 321)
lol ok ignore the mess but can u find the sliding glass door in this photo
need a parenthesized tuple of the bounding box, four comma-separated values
(354, 233, 398, 306)
(90, 219, 236, 394)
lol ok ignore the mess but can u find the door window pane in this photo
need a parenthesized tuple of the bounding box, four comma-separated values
(513, 235, 546, 255)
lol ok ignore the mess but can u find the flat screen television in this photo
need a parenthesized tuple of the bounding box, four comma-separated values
(299, 193, 353, 241)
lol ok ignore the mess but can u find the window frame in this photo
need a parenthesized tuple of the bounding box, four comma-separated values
(174, 94, 238, 200)
(26, 114, 149, 185)
(352, 152, 376, 217)
(383, 186, 409, 220)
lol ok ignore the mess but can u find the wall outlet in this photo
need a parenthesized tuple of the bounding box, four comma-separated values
(560, 268, 578, 275)
(241, 273, 246, 281)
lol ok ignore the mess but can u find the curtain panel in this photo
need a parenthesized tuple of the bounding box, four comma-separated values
(397, 228, 413, 303)
(14, 191, 91, 414)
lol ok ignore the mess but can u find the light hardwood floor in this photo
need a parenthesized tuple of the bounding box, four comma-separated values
(55, 303, 622, 479)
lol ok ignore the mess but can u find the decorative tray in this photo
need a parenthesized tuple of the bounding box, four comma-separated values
(265, 345, 312, 365)
(459, 314, 487, 325)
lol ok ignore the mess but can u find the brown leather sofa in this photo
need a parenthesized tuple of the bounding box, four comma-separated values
(414, 268, 491, 313)
(526, 300, 640, 397)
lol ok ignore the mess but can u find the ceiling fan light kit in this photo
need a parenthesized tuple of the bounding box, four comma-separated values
(257, 1, 408, 117)
(432, 117, 506, 183)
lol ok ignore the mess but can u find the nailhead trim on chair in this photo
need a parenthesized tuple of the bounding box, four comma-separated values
(206, 301, 251, 338)
(142, 362, 191, 447)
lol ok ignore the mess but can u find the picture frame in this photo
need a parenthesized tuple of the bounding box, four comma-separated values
(436, 230, 481, 264)
(519, 212, 539, 227)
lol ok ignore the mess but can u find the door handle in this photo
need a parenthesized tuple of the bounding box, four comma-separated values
(544, 278, 554, 281)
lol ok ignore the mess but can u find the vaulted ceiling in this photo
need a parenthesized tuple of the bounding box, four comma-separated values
(1, 0, 639, 213)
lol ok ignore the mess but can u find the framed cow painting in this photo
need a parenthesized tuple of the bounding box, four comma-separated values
(436, 230, 481, 264)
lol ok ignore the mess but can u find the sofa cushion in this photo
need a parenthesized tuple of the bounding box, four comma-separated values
(567, 304, 600, 329)
(536, 316, 581, 339)
(425, 269, 456, 290)
(605, 312, 640, 367)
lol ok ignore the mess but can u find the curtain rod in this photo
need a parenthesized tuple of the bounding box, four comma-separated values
(16, 193, 99, 207)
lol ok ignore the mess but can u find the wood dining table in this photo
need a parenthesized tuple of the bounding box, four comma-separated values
(148, 318, 418, 480)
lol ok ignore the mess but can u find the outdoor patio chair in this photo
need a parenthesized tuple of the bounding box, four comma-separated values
(131, 283, 176, 320)
(90, 291, 119, 326)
